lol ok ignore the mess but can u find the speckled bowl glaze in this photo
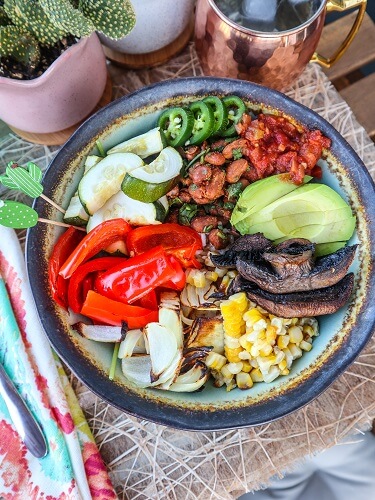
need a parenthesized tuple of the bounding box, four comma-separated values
(26, 78, 375, 431)
(0, 34, 107, 134)
(99, 0, 195, 55)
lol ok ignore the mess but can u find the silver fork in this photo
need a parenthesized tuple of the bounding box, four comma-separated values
(0, 361, 48, 458)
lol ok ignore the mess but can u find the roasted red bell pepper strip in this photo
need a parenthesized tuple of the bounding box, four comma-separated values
(135, 289, 158, 310)
(81, 290, 158, 328)
(59, 219, 131, 279)
(68, 256, 127, 313)
(126, 223, 202, 268)
(95, 246, 178, 304)
(162, 255, 186, 290)
(49, 226, 85, 309)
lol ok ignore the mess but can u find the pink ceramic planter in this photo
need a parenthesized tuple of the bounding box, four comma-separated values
(0, 34, 107, 134)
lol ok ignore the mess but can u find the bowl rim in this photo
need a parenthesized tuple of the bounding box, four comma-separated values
(26, 76, 375, 431)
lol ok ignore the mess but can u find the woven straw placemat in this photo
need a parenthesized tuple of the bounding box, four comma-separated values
(1, 43, 375, 500)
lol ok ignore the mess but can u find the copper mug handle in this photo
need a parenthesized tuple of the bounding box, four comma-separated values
(311, 0, 367, 68)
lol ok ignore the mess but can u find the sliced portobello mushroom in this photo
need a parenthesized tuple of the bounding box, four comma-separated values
(228, 273, 355, 318)
(236, 243, 357, 293)
(210, 233, 272, 268)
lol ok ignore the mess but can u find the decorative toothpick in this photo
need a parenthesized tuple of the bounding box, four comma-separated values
(0, 161, 85, 231)
(0, 161, 65, 214)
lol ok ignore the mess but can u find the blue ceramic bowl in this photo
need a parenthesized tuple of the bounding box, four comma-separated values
(26, 78, 375, 430)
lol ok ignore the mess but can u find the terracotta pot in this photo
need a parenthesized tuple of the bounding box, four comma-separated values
(99, 0, 196, 68)
(0, 34, 107, 135)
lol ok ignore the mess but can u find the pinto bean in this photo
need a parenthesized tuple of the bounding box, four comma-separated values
(180, 176, 193, 187)
(208, 229, 230, 250)
(165, 208, 179, 224)
(184, 145, 201, 161)
(191, 215, 219, 233)
(179, 189, 193, 203)
(226, 158, 249, 183)
(208, 206, 231, 224)
(188, 168, 226, 205)
(189, 163, 212, 185)
(222, 138, 251, 159)
(210, 139, 227, 150)
(205, 151, 226, 166)
(204, 167, 226, 200)
(167, 185, 180, 198)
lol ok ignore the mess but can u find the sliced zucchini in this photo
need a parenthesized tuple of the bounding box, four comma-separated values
(121, 147, 182, 203)
(107, 127, 166, 158)
(153, 196, 169, 222)
(63, 194, 89, 226)
(84, 155, 102, 170)
(78, 153, 144, 215)
(130, 147, 182, 184)
(63, 155, 103, 226)
(86, 190, 164, 232)
(121, 175, 178, 203)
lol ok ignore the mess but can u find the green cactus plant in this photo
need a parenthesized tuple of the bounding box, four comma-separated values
(0, 0, 136, 75)
(0, 25, 40, 68)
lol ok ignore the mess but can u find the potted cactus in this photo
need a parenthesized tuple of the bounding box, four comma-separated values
(0, 0, 136, 144)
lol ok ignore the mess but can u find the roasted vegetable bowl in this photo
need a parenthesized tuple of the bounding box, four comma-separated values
(26, 78, 375, 430)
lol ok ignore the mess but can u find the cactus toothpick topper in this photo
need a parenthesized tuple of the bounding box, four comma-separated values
(0, 161, 83, 231)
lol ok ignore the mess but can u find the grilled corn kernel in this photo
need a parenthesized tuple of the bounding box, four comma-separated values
(227, 362, 243, 374)
(225, 346, 243, 363)
(205, 270, 219, 282)
(226, 380, 237, 392)
(241, 361, 252, 373)
(278, 358, 288, 371)
(205, 352, 227, 370)
(300, 340, 313, 352)
(282, 347, 294, 368)
(266, 325, 277, 344)
(224, 335, 241, 349)
(277, 334, 290, 349)
(239, 350, 251, 360)
(259, 344, 273, 357)
(221, 364, 234, 380)
(289, 344, 303, 359)
(257, 355, 277, 374)
(289, 326, 303, 344)
(236, 372, 254, 389)
(250, 368, 264, 382)
(243, 308, 264, 324)
(186, 269, 206, 288)
(263, 365, 281, 383)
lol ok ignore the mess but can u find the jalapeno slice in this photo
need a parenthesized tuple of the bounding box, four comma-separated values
(189, 101, 215, 145)
(202, 96, 228, 135)
(221, 95, 247, 137)
(158, 107, 194, 147)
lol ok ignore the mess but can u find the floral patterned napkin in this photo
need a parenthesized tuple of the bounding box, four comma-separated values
(0, 226, 117, 499)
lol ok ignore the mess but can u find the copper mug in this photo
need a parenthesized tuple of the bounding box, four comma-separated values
(194, 0, 367, 90)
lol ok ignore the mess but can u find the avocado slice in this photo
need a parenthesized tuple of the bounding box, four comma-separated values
(314, 241, 347, 257)
(230, 174, 312, 226)
(235, 182, 356, 244)
(237, 205, 353, 234)
(288, 217, 356, 243)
